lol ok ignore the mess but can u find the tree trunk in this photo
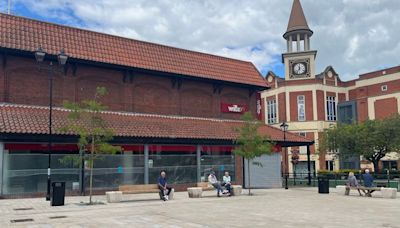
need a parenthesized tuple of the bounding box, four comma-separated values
(247, 159, 251, 195)
(89, 138, 94, 204)
(372, 160, 380, 173)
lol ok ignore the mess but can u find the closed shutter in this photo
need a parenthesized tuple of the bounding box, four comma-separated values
(244, 153, 282, 188)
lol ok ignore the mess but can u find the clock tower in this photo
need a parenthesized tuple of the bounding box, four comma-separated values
(282, 0, 317, 80)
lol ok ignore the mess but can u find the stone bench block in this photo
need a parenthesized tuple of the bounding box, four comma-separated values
(188, 187, 203, 198)
(231, 185, 243, 196)
(336, 185, 347, 195)
(381, 188, 397, 199)
(168, 188, 175, 200)
(106, 191, 123, 203)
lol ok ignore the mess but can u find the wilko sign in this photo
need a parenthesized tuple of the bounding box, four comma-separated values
(221, 103, 248, 113)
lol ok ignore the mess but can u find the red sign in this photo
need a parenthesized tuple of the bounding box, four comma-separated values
(256, 92, 262, 120)
(273, 144, 282, 153)
(220, 103, 248, 113)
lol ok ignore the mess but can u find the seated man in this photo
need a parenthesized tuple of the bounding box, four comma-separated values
(346, 172, 362, 196)
(208, 171, 223, 197)
(158, 171, 172, 201)
(362, 169, 375, 197)
(222, 171, 232, 196)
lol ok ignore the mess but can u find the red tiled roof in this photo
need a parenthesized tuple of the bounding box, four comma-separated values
(0, 103, 311, 144)
(0, 13, 267, 87)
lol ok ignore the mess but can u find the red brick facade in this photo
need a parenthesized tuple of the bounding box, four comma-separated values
(374, 97, 398, 120)
(0, 55, 257, 120)
(289, 91, 313, 121)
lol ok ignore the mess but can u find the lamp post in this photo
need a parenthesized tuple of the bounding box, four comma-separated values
(35, 47, 68, 201)
(280, 122, 289, 189)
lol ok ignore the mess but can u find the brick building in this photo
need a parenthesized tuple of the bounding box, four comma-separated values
(0, 13, 312, 197)
(262, 0, 400, 174)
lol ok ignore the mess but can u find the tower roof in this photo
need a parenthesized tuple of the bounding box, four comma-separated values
(284, 0, 313, 38)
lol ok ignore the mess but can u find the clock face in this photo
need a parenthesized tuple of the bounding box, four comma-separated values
(293, 63, 306, 75)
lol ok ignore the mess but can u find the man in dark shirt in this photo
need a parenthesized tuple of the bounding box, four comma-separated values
(362, 169, 375, 197)
(158, 171, 172, 201)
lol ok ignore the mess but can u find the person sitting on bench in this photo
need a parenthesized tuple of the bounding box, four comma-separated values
(362, 169, 375, 197)
(158, 171, 172, 201)
(208, 171, 223, 197)
(346, 172, 363, 196)
(222, 171, 232, 196)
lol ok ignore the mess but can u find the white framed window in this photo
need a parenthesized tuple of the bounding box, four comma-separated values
(266, 99, 277, 124)
(381, 85, 388, 91)
(326, 96, 337, 121)
(297, 95, 305, 121)
(298, 132, 306, 137)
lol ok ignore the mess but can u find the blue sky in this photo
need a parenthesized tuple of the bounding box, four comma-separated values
(4, 0, 399, 80)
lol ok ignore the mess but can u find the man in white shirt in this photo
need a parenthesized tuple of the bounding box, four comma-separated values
(222, 171, 232, 196)
(208, 171, 223, 197)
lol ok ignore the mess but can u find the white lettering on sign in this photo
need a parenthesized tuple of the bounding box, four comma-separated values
(227, 105, 244, 113)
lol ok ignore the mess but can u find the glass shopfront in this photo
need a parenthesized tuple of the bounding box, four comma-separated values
(149, 145, 197, 184)
(1, 143, 236, 196)
(200, 146, 235, 182)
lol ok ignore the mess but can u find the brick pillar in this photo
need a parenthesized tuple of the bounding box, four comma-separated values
(235, 155, 243, 186)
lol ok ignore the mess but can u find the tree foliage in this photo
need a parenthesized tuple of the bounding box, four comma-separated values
(61, 87, 120, 204)
(321, 114, 400, 172)
(233, 112, 274, 195)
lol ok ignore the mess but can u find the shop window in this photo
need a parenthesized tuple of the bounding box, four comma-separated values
(297, 95, 305, 121)
(326, 96, 337, 121)
(200, 146, 235, 182)
(148, 145, 197, 184)
(382, 161, 398, 171)
(267, 99, 277, 124)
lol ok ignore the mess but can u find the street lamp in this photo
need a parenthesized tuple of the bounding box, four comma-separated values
(280, 122, 289, 189)
(35, 47, 68, 201)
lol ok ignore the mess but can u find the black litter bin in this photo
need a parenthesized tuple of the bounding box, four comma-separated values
(318, 176, 329, 194)
(51, 182, 65, 206)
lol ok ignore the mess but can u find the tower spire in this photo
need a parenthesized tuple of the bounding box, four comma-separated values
(283, 0, 313, 39)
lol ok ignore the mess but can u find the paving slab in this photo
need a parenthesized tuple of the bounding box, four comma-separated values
(0, 188, 398, 227)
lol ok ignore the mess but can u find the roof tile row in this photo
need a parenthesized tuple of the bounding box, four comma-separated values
(0, 103, 311, 143)
(0, 13, 266, 87)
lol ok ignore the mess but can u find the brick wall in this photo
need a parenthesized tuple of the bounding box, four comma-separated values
(374, 97, 398, 119)
(278, 92, 286, 122)
(316, 90, 325, 121)
(2, 55, 257, 120)
(289, 91, 313, 121)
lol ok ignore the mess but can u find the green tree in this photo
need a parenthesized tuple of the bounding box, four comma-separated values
(321, 115, 400, 173)
(234, 112, 274, 195)
(61, 87, 120, 204)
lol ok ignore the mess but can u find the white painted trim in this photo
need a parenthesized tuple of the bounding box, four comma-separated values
(0, 142, 3, 195)
(285, 91, 290, 121)
(367, 92, 400, 120)
(312, 90, 317, 121)
(261, 84, 348, 99)
(323, 90, 327, 121)
(347, 72, 400, 90)
(275, 94, 279, 122)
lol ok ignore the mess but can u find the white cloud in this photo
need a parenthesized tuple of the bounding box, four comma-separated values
(13, 0, 400, 80)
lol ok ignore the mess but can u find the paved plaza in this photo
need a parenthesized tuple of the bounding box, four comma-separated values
(0, 188, 399, 228)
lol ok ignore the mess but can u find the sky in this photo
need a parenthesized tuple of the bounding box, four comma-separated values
(1, 0, 399, 81)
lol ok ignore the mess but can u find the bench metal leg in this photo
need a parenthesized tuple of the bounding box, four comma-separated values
(345, 188, 350, 196)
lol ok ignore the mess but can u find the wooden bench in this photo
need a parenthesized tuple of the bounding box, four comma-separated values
(197, 182, 214, 191)
(337, 185, 397, 199)
(119, 184, 174, 200)
(345, 186, 381, 197)
(119, 184, 160, 194)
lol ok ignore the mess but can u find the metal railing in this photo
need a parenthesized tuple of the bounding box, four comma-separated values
(283, 173, 400, 191)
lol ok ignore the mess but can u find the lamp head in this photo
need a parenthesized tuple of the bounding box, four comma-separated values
(34, 47, 46, 63)
(57, 49, 68, 65)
